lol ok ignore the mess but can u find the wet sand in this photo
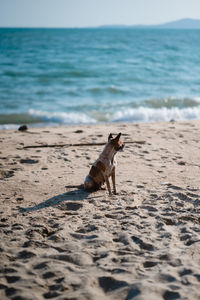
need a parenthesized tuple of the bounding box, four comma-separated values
(0, 121, 200, 300)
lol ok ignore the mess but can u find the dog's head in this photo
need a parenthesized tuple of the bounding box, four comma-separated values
(108, 133, 124, 152)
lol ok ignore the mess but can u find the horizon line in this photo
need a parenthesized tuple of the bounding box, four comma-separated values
(1, 17, 200, 29)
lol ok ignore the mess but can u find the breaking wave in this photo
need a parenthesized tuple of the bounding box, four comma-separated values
(28, 109, 96, 125)
(112, 106, 200, 123)
(1, 100, 200, 130)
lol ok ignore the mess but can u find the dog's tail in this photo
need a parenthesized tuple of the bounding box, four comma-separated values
(65, 184, 84, 189)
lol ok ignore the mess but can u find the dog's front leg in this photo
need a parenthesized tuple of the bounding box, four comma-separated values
(104, 175, 112, 196)
(111, 167, 117, 194)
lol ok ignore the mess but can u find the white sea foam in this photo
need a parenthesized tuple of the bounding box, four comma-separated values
(112, 106, 200, 123)
(29, 109, 96, 124)
(194, 97, 200, 103)
(0, 124, 20, 130)
(1, 106, 199, 130)
(29, 106, 200, 125)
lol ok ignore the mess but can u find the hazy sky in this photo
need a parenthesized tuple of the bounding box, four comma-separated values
(1, 0, 200, 28)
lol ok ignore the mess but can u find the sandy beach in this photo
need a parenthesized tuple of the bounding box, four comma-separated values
(0, 120, 200, 300)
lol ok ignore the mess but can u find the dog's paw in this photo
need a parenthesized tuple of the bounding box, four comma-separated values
(113, 190, 118, 195)
(100, 186, 106, 190)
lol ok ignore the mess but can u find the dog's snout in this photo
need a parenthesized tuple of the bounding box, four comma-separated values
(119, 144, 124, 151)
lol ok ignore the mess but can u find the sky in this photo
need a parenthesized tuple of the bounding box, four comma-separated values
(1, 0, 200, 28)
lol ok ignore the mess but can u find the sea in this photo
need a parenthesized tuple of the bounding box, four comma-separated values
(0, 28, 200, 129)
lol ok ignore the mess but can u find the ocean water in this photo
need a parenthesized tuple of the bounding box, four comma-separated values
(0, 28, 200, 129)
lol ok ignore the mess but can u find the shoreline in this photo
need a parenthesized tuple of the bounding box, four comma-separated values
(0, 120, 200, 299)
(0, 117, 200, 130)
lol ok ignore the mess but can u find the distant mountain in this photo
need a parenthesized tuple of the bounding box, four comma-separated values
(100, 18, 200, 29)
(156, 18, 200, 29)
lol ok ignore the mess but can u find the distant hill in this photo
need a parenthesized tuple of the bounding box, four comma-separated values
(100, 18, 200, 29)
(156, 18, 200, 29)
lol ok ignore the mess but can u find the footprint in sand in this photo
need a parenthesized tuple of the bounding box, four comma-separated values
(163, 290, 180, 300)
(5, 287, 19, 298)
(74, 129, 84, 133)
(33, 261, 48, 270)
(0, 170, 14, 179)
(131, 236, 154, 251)
(58, 202, 83, 211)
(43, 271, 56, 279)
(98, 276, 128, 293)
(143, 261, 158, 268)
(76, 223, 98, 233)
(5, 275, 20, 284)
(18, 250, 36, 259)
(43, 291, 60, 299)
(20, 158, 39, 164)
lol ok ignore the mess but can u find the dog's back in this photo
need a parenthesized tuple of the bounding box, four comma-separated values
(84, 160, 105, 191)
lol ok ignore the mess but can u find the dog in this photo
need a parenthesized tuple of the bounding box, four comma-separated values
(84, 133, 124, 195)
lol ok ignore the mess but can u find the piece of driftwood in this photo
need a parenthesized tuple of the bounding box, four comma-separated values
(23, 140, 145, 149)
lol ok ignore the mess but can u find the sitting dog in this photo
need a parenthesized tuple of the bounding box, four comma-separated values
(84, 133, 124, 195)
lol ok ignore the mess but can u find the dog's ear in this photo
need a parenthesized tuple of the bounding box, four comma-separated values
(108, 133, 113, 141)
(115, 133, 121, 140)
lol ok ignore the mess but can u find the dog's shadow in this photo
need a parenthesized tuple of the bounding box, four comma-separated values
(19, 187, 96, 213)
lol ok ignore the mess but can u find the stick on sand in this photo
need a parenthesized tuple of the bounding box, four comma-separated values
(22, 140, 146, 149)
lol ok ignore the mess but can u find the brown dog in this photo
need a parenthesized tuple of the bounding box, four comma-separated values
(84, 133, 124, 195)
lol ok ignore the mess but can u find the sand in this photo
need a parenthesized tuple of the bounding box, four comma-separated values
(0, 121, 200, 300)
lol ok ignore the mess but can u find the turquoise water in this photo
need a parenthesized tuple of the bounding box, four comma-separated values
(0, 28, 200, 128)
